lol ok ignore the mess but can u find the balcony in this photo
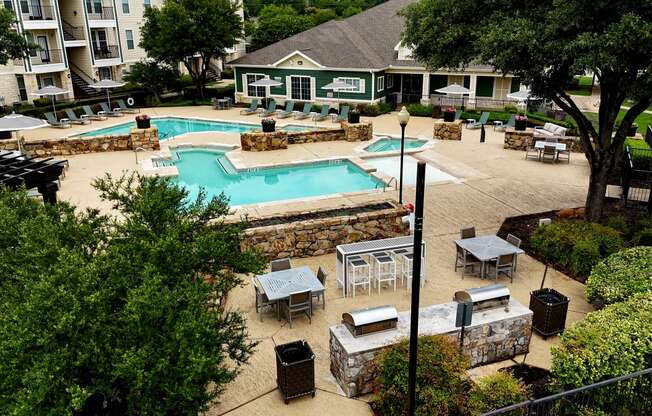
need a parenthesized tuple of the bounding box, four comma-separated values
(29, 48, 64, 65)
(87, 6, 114, 20)
(92, 44, 119, 60)
(19, 4, 56, 21)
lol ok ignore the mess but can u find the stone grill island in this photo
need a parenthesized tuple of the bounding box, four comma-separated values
(329, 284, 533, 397)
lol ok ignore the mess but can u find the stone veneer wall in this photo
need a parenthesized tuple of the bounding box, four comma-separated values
(240, 201, 409, 259)
(504, 128, 583, 152)
(330, 300, 533, 398)
(433, 120, 463, 141)
(341, 121, 373, 142)
(240, 122, 373, 151)
(0, 128, 160, 156)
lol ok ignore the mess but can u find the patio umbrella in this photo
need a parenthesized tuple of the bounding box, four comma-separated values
(435, 83, 472, 95)
(249, 77, 283, 108)
(89, 79, 127, 111)
(321, 80, 356, 103)
(507, 89, 539, 114)
(30, 85, 70, 122)
(0, 112, 48, 154)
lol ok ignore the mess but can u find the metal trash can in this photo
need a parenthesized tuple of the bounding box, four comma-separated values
(275, 340, 315, 404)
(529, 288, 569, 338)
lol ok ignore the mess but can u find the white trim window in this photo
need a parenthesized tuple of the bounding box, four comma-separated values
(125, 30, 134, 50)
(290, 75, 312, 101)
(336, 77, 364, 93)
(121, 0, 129, 14)
(387, 74, 394, 89)
(377, 75, 384, 92)
(246, 74, 265, 97)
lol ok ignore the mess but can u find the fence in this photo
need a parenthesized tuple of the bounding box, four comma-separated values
(622, 145, 652, 211)
(482, 367, 652, 416)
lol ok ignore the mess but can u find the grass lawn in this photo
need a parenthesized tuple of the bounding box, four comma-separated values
(566, 76, 594, 96)
(583, 110, 652, 134)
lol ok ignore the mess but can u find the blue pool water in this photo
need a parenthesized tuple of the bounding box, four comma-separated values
(365, 138, 428, 152)
(78, 117, 314, 140)
(172, 149, 383, 205)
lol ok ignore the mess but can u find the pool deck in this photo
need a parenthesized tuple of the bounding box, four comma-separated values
(25, 106, 592, 415)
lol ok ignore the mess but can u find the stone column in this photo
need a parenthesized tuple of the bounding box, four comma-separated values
(468, 74, 478, 109)
(342, 121, 373, 141)
(420, 73, 430, 105)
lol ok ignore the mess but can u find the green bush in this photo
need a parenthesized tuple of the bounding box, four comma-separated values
(468, 372, 527, 415)
(357, 102, 393, 117)
(585, 246, 652, 306)
(604, 214, 630, 235)
(551, 292, 652, 414)
(32, 97, 51, 107)
(632, 227, 652, 246)
(406, 103, 433, 117)
(503, 104, 519, 113)
(220, 67, 234, 79)
(371, 336, 470, 415)
(624, 138, 652, 170)
(531, 220, 624, 278)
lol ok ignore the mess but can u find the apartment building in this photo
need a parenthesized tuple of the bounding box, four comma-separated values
(0, 0, 245, 104)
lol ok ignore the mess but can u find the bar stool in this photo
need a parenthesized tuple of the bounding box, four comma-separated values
(372, 253, 397, 293)
(347, 255, 371, 297)
(392, 248, 411, 285)
(402, 252, 426, 291)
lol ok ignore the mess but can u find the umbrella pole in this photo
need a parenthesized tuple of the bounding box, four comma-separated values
(52, 96, 57, 122)
(107, 89, 111, 110)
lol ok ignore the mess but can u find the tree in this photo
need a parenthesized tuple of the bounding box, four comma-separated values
(249, 5, 312, 51)
(342, 5, 362, 17)
(310, 8, 338, 26)
(123, 60, 180, 103)
(0, 175, 265, 415)
(140, 0, 242, 98)
(401, 0, 652, 220)
(0, 8, 31, 65)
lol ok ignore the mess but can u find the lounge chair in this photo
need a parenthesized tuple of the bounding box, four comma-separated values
(276, 101, 294, 118)
(64, 108, 91, 125)
(114, 99, 139, 114)
(44, 112, 70, 128)
(258, 100, 276, 117)
(466, 112, 489, 129)
(334, 105, 349, 123)
(312, 105, 329, 121)
(82, 105, 107, 120)
(293, 103, 312, 120)
(494, 115, 515, 132)
(239, 99, 259, 115)
(99, 102, 122, 117)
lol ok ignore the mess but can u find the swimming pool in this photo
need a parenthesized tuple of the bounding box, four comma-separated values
(78, 117, 315, 140)
(365, 138, 428, 152)
(366, 156, 458, 185)
(171, 149, 383, 205)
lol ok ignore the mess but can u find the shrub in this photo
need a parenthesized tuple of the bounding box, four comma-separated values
(624, 138, 652, 170)
(551, 292, 652, 414)
(530, 220, 624, 278)
(406, 103, 433, 117)
(468, 372, 527, 415)
(503, 103, 518, 113)
(357, 102, 393, 117)
(585, 247, 652, 306)
(32, 97, 51, 107)
(604, 214, 629, 235)
(371, 336, 470, 415)
(632, 227, 652, 246)
(220, 67, 234, 79)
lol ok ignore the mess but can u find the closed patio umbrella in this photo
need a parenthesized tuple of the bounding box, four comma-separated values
(249, 77, 283, 108)
(89, 79, 127, 112)
(31, 85, 70, 121)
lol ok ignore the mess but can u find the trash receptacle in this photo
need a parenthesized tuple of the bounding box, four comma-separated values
(275, 340, 315, 404)
(529, 288, 569, 338)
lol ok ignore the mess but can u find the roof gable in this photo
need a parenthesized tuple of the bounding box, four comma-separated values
(272, 50, 324, 68)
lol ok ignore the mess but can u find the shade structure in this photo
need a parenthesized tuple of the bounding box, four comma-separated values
(506, 89, 538, 101)
(435, 83, 471, 95)
(321, 81, 356, 102)
(89, 79, 127, 110)
(31, 86, 70, 122)
(0, 113, 48, 132)
(249, 77, 283, 108)
(0, 150, 67, 204)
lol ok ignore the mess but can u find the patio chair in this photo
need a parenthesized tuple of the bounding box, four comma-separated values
(466, 112, 489, 129)
(281, 290, 312, 328)
(402, 252, 426, 290)
(454, 110, 462, 121)
(348, 255, 371, 297)
(312, 105, 329, 121)
(525, 138, 541, 161)
(276, 101, 295, 118)
(372, 252, 396, 294)
(270, 257, 292, 272)
(455, 244, 481, 277)
(64, 108, 91, 125)
(99, 102, 122, 117)
(239, 98, 259, 115)
(253, 277, 276, 322)
(44, 112, 71, 128)
(460, 227, 476, 239)
(334, 105, 349, 123)
(494, 115, 515, 132)
(82, 105, 107, 120)
(545, 136, 558, 143)
(557, 147, 571, 163)
(312, 266, 327, 310)
(258, 99, 276, 117)
(506, 233, 522, 271)
(293, 103, 312, 120)
(114, 99, 139, 114)
(486, 253, 516, 282)
(541, 145, 557, 163)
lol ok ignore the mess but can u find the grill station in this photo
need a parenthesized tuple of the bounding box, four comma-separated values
(342, 305, 398, 337)
(454, 284, 511, 312)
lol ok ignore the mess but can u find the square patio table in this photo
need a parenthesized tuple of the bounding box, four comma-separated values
(454, 235, 524, 278)
(535, 141, 566, 151)
(256, 266, 325, 302)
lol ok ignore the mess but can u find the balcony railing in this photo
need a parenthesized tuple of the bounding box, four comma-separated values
(62, 20, 85, 40)
(92, 44, 119, 60)
(86, 6, 114, 20)
(20, 3, 56, 20)
(19, 48, 65, 66)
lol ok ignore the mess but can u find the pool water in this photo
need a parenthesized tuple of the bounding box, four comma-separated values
(172, 149, 383, 205)
(365, 138, 428, 152)
(366, 156, 458, 185)
(78, 117, 314, 140)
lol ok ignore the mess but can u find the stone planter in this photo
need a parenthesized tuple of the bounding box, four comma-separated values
(443, 111, 455, 122)
(515, 118, 527, 131)
(432, 120, 463, 141)
(529, 288, 569, 338)
(136, 118, 151, 129)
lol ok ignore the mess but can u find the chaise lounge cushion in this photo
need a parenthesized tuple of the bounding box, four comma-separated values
(535, 122, 567, 137)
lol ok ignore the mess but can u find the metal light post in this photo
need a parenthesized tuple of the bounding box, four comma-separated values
(407, 161, 426, 416)
(397, 106, 410, 204)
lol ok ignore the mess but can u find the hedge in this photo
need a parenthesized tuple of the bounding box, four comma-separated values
(585, 246, 652, 306)
(468, 372, 527, 415)
(624, 138, 652, 170)
(551, 292, 652, 414)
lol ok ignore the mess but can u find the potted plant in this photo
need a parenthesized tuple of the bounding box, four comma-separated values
(529, 288, 569, 338)
(348, 107, 360, 123)
(443, 107, 456, 122)
(515, 115, 528, 131)
(261, 117, 276, 133)
(135, 114, 151, 129)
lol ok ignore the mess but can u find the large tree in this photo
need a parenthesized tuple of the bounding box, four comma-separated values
(140, 0, 242, 98)
(123, 60, 180, 104)
(0, 8, 31, 65)
(401, 0, 652, 220)
(249, 4, 312, 51)
(0, 176, 265, 415)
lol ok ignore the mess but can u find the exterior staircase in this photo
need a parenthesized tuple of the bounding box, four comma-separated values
(70, 71, 100, 97)
(62, 28, 75, 41)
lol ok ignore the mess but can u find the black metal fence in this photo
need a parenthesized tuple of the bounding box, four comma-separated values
(622, 145, 652, 211)
(482, 368, 652, 416)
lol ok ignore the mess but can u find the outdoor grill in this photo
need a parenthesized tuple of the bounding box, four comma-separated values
(454, 284, 510, 312)
(342, 305, 398, 337)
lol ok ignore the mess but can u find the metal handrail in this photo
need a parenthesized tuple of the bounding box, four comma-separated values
(62, 20, 85, 40)
(134, 147, 146, 164)
(69, 62, 96, 84)
(92, 45, 119, 60)
(386, 176, 398, 190)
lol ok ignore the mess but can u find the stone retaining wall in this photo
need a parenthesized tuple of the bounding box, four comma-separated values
(342, 121, 373, 142)
(240, 201, 409, 259)
(240, 130, 288, 151)
(240, 122, 373, 151)
(0, 127, 159, 156)
(287, 129, 344, 144)
(504, 128, 583, 152)
(433, 120, 463, 141)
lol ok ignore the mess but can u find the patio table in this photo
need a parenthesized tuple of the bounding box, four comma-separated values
(454, 235, 524, 278)
(534, 141, 566, 151)
(256, 266, 325, 302)
(215, 98, 231, 110)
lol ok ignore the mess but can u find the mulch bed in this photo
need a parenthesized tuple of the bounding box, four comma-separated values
(501, 364, 552, 399)
(245, 202, 395, 228)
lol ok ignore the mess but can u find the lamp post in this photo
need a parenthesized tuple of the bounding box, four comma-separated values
(397, 106, 410, 204)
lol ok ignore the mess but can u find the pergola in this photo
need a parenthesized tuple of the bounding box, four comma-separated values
(0, 151, 67, 204)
